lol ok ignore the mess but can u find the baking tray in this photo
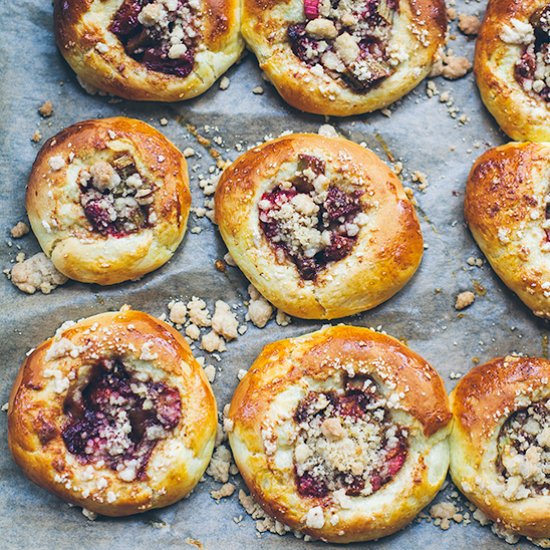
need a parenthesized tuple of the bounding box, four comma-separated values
(1, 0, 547, 548)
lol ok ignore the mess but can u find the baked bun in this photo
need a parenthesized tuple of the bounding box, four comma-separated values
(26, 117, 191, 285)
(475, 0, 550, 141)
(8, 309, 217, 517)
(464, 142, 550, 318)
(54, 0, 243, 102)
(228, 325, 452, 543)
(215, 134, 423, 319)
(449, 356, 550, 540)
(241, 0, 446, 116)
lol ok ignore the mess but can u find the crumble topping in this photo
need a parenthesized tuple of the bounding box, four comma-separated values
(62, 358, 181, 482)
(49, 155, 66, 171)
(304, 506, 325, 529)
(163, 295, 253, 358)
(429, 501, 461, 530)
(292, 376, 407, 500)
(206, 444, 232, 483)
(457, 14, 481, 36)
(81, 508, 97, 521)
(258, 153, 366, 280)
(78, 155, 156, 237)
(38, 100, 53, 118)
(247, 284, 274, 328)
(287, 0, 401, 92)
(10, 221, 30, 238)
(454, 290, 475, 311)
(10, 253, 68, 294)
(219, 76, 230, 90)
(501, 18, 536, 45)
(110, 0, 201, 77)
(497, 399, 549, 500)
(502, 7, 550, 102)
(238, 489, 296, 536)
(210, 482, 236, 500)
(429, 52, 472, 80)
(168, 300, 187, 324)
(211, 300, 239, 340)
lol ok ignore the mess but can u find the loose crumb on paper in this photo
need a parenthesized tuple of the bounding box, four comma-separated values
(10, 222, 29, 238)
(38, 100, 53, 118)
(455, 291, 475, 311)
(458, 14, 481, 36)
(219, 76, 230, 90)
(9, 253, 67, 294)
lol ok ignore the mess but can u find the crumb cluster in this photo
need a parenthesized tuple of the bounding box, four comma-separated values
(287, 0, 403, 91)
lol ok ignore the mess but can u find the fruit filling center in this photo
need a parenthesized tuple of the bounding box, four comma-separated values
(258, 154, 366, 280)
(497, 399, 550, 500)
(293, 376, 408, 499)
(110, 0, 200, 77)
(513, 5, 550, 102)
(287, 0, 401, 92)
(79, 155, 156, 237)
(62, 359, 182, 481)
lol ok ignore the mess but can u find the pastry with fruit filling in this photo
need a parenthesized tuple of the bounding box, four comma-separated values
(450, 356, 550, 541)
(465, 142, 550, 318)
(228, 326, 452, 543)
(475, 0, 550, 141)
(241, 0, 446, 115)
(215, 133, 423, 319)
(54, 0, 243, 101)
(8, 310, 217, 517)
(26, 117, 191, 285)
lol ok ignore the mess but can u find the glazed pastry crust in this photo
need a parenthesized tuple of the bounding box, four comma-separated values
(228, 326, 452, 543)
(215, 134, 423, 320)
(242, 0, 446, 116)
(8, 310, 217, 517)
(26, 117, 191, 285)
(54, 0, 244, 101)
(475, 0, 550, 142)
(449, 356, 550, 539)
(464, 142, 550, 318)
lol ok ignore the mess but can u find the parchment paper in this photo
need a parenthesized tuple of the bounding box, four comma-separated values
(1, 1, 547, 548)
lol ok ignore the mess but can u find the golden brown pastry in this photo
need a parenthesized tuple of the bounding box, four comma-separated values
(450, 356, 550, 540)
(475, 0, 550, 141)
(228, 325, 452, 543)
(215, 133, 423, 319)
(8, 309, 217, 517)
(464, 142, 550, 318)
(54, 0, 243, 101)
(242, 0, 446, 116)
(26, 117, 191, 285)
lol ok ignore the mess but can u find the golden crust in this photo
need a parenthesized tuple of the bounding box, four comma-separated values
(228, 325, 452, 543)
(242, 0, 446, 116)
(474, 0, 550, 142)
(449, 356, 550, 538)
(215, 133, 423, 319)
(464, 142, 550, 318)
(8, 310, 217, 517)
(26, 117, 191, 285)
(54, 0, 244, 101)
